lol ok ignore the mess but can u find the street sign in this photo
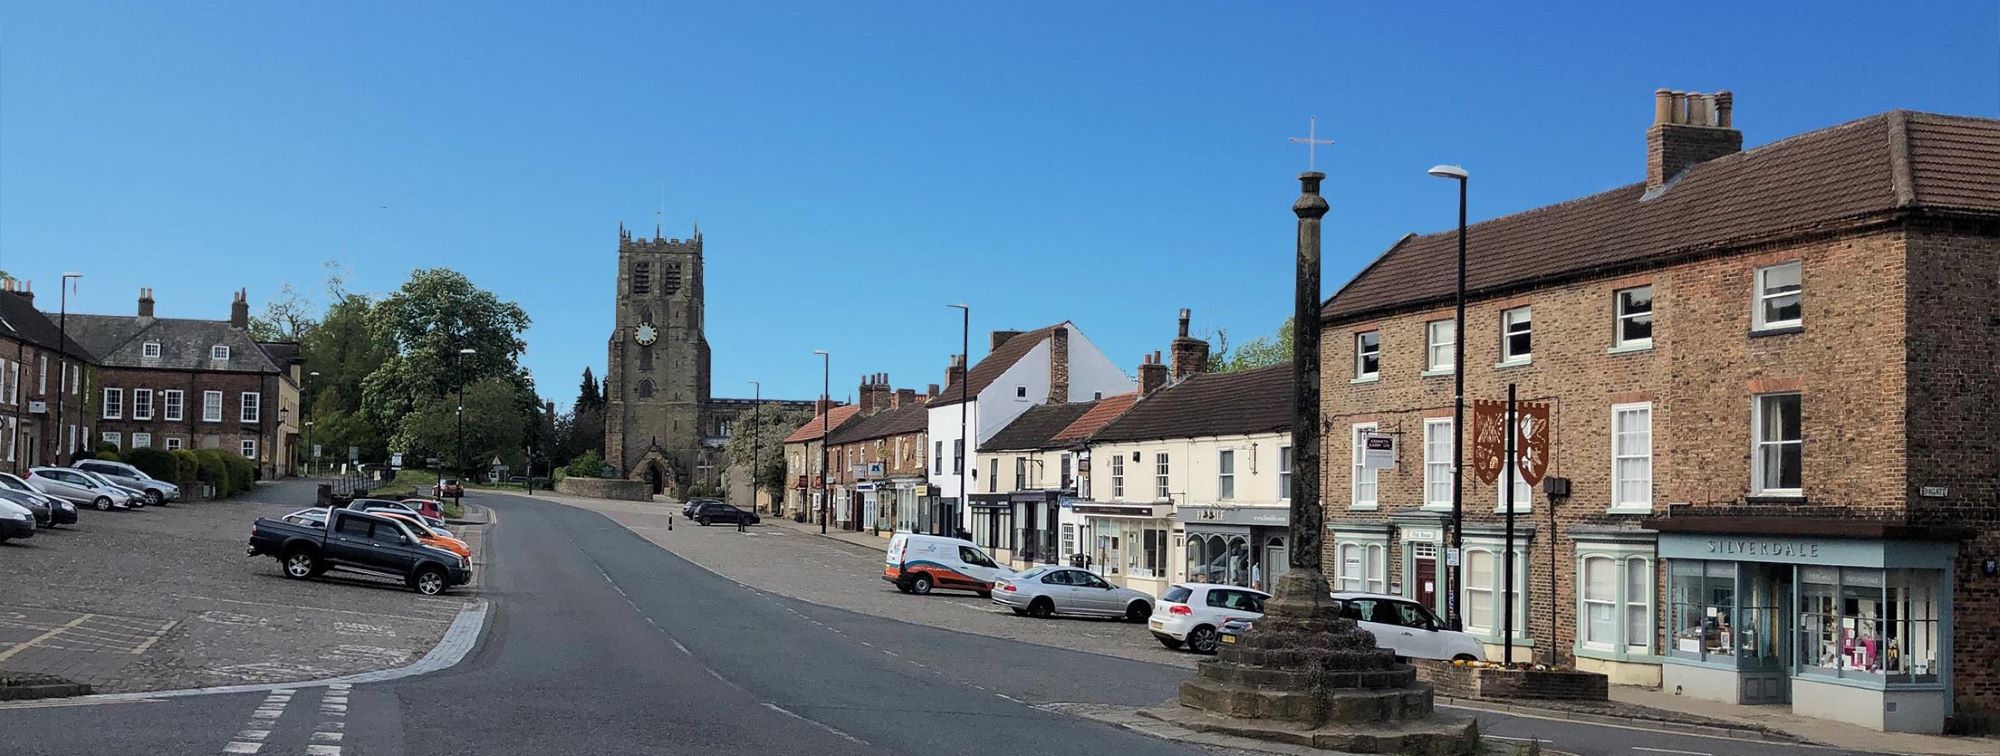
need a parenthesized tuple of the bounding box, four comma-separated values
(1361, 433, 1396, 469)
(391, 453, 404, 467)
(348, 446, 359, 462)
(1445, 548, 1461, 567)
(312, 444, 323, 459)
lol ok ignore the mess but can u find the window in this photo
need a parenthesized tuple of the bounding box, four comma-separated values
(661, 263, 682, 296)
(631, 261, 652, 294)
(165, 436, 184, 451)
(1015, 385, 1026, 399)
(1626, 557, 1651, 650)
(1463, 547, 1528, 639)
(1611, 404, 1652, 511)
(242, 439, 258, 459)
(1498, 459, 1532, 512)
(1110, 455, 1125, 499)
(1754, 262, 1802, 330)
(1154, 453, 1170, 500)
(142, 342, 162, 359)
(1497, 307, 1531, 363)
(1278, 445, 1292, 501)
(1796, 567, 1941, 684)
(1014, 458, 1026, 490)
(1355, 331, 1380, 379)
(1752, 394, 1802, 494)
(1216, 450, 1235, 500)
(211, 345, 230, 361)
(1336, 541, 1387, 593)
(1423, 418, 1452, 509)
(988, 458, 998, 493)
(953, 439, 963, 474)
(1350, 425, 1377, 508)
(38, 356, 46, 394)
(1614, 286, 1654, 347)
(164, 390, 184, 421)
(132, 433, 152, 449)
(1139, 528, 1169, 578)
(102, 431, 122, 450)
(637, 379, 654, 398)
(934, 441, 943, 474)
(6, 360, 15, 404)
(3, 417, 13, 461)
(133, 389, 153, 420)
(202, 391, 223, 422)
(1425, 320, 1456, 372)
(103, 388, 123, 419)
(1578, 554, 1655, 654)
(1582, 556, 1618, 649)
(1060, 454, 1072, 489)
(240, 392, 261, 423)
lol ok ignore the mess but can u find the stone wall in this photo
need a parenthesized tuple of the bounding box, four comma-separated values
(554, 476, 654, 502)
(1416, 661, 1607, 701)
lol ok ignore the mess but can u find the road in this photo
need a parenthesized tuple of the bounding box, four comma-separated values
(0, 492, 1891, 756)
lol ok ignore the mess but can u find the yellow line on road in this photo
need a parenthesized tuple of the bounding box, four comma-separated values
(129, 620, 179, 655)
(0, 613, 96, 663)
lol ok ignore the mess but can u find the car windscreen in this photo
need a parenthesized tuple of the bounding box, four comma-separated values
(1162, 586, 1193, 604)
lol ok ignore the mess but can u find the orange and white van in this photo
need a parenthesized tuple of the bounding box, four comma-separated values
(883, 533, 1009, 597)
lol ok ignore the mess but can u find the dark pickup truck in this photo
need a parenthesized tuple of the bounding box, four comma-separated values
(248, 507, 471, 595)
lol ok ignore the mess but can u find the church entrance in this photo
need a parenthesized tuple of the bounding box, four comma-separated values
(645, 463, 666, 496)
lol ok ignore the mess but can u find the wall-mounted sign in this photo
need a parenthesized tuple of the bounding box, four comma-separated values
(1920, 486, 1948, 498)
(27, 401, 46, 414)
(1362, 433, 1396, 469)
(867, 462, 885, 477)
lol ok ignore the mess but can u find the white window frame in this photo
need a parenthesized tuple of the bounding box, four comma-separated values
(142, 342, 162, 359)
(1574, 547, 1655, 658)
(38, 356, 47, 395)
(1425, 320, 1456, 373)
(1495, 459, 1533, 512)
(165, 436, 184, 451)
(4, 417, 14, 461)
(1423, 418, 1452, 511)
(131, 432, 152, 449)
(132, 389, 154, 421)
(1613, 286, 1654, 349)
(1154, 452, 1170, 501)
(6, 360, 16, 404)
(1277, 445, 1292, 502)
(1110, 454, 1125, 499)
(164, 390, 185, 422)
(102, 431, 122, 450)
(1753, 261, 1803, 330)
(1216, 450, 1235, 500)
(202, 391, 223, 422)
(0, 359, 8, 406)
(1499, 306, 1532, 364)
(1752, 393, 1803, 495)
(1350, 423, 1378, 510)
(241, 392, 260, 423)
(1581, 555, 1620, 651)
(1462, 543, 1530, 641)
(1335, 541, 1388, 594)
(1354, 331, 1380, 380)
(1610, 403, 1653, 513)
(102, 387, 123, 419)
(241, 438, 257, 460)
(211, 345, 231, 361)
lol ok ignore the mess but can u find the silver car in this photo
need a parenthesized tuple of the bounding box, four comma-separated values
(991, 566, 1155, 622)
(26, 467, 135, 510)
(74, 459, 180, 505)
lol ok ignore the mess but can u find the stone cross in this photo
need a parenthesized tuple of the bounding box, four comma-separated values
(1288, 116, 1335, 172)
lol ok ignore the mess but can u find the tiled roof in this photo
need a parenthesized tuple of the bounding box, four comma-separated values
(1322, 111, 2000, 323)
(1050, 391, 1137, 444)
(927, 323, 1063, 408)
(0, 292, 95, 359)
(827, 403, 929, 445)
(1091, 364, 1292, 443)
(978, 401, 1098, 452)
(63, 314, 283, 373)
(259, 341, 303, 368)
(783, 404, 860, 444)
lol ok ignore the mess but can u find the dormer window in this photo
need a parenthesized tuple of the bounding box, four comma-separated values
(211, 345, 230, 361)
(142, 342, 162, 359)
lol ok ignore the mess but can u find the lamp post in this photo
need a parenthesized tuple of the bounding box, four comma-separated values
(54, 272, 82, 466)
(947, 303, 968, 538)
(454, 347, 476, 490)
(813, 351, 830, 534)
(748, 379, 761, 517)
(305, 371, 319, 477)
(1428, 163, 1469, 631)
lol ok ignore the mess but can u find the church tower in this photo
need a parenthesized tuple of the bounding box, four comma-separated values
(603, 222, 711, 495)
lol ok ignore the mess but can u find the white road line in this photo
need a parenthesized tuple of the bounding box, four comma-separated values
(1632, 748, 1711, 756)
(669, 638, 691, 655)
(221, 689, 297, 754)
(758, 702, 869, 746)
(220, 743, 262, 754)
(305, 745, 342, 756)
(1485, 735, 1552, 743)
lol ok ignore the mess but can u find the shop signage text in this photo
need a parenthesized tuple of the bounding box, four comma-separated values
(1706, 539, 1821, 559)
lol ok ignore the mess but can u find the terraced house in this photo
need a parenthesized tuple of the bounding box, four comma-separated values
(822, 375, 931, 534)
(1319, 90, 1998, 733)
(66, 288, 304, 479)
(0, 279, 99, 472)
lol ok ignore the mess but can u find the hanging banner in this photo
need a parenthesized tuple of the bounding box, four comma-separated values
(1515, 400, 1553, 486)
(1470, 400, 1507, 485)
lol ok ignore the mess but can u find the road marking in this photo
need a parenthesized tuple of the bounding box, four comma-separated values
(0, 612, 96, 663)
(759, 702, 869, 746)
(1485, 735, 1552, 743)
(669, 638, 690, 655)
(128, 620, 179, 654)
(305, 746, 342, 756)
(222, 690, 296, 754)
(1632, 749, 1711, 756)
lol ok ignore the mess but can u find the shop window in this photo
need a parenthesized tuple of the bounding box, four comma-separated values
(1336, 540, 1387, 594)
(1579, 554, 1654, 654)
(1799, 567, 1941, 684)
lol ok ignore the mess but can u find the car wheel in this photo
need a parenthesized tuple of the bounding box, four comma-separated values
(146, 490, 164, 505)
(93, 497, 113, 511)
(1027, 598, 1055, 618)
(698, 517, 711, 526)
(895, 583, 913, 594)
(1157, 636, 1185, 650)
(1188, 625, 1220, 654)
(910, 574, 933, 595)
(282, 549, 320, 579)
(1126, 601, 1152, 623)
(1452, 654, 1479, 662)
(411, 567, 448, 596)
(1010, 607, 1027, 616)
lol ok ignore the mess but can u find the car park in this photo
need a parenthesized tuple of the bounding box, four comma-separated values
(74, 469, 149, 508)
(73, 459, 180, 505)
(1149, 583, 1269, 654)
(247, 507, 471, 595)
(882, 533, 1009, 597)
(0, 496, 35, 542)
(26, 467, 136, 511)
(991, 566, 1153, 622)
(690, 501, 759, 526)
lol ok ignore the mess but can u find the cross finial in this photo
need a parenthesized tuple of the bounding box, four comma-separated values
(1288, 115, 1335, 171)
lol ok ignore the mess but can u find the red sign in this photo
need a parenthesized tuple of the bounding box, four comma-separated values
(1515, 401, 1553, 486)
(1470, 400, 1507, 486)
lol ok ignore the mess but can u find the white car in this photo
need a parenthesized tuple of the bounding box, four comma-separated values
(1330, 592, 1486, 662)
(1149, 583, 1270, 654)
(26, 467, 136, 510)
(73, 459, 180, 505)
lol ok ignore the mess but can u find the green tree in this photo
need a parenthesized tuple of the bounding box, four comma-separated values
(555, 368, 605, 463)
(563, 450, 606, 479)
(360, 268, 531, 439)
(1214, 316, 1293, 372)
(248, 283, 319, 342)
(391, 377, 534, 475)
(724, 408, 812, 494)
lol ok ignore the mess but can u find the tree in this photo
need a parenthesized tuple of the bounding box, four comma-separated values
(392, 377, 535, 474)
(1215, 316, 1293, 372)
(724, 407, 811, 495)
(576, 367, 604, 411)
(359, 268, 531, 450)
(249, 283, 319, 342)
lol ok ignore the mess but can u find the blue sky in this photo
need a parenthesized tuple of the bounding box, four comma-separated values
(3, 2, 1995, 410)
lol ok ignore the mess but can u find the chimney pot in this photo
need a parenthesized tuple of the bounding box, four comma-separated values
(230, 288, 250, 328)
(1715, 90, 1733, 128)
(1138, 356, 1168, 397)
(138, 287, 156, 318)
(1647, 87, 1743, 192)
(926, 383, 940, 398)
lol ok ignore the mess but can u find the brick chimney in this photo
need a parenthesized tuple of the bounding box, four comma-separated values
(229, 289, 250, 328)
(10, 280, 31, 304)
(1138, 351, 1168, 397)
(857, 373, 893, 415)
(138, 288, 156, 318)
(945, 355, 966, 391)
(1047, 325, 1070, 403)
(1169, 308, 1210, 382)
(892, 388, 918, 409)
(926, 383, 940, 400)
(990, 330, 1024, 350)
(814, 395, 832, 415)
(1647, 89, 1741, 192)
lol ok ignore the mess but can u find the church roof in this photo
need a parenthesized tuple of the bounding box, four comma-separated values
(927, 323, 1065, 408)
(783, 404, 861, 444)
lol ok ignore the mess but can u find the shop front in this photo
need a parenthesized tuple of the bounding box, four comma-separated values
(1069, 500, 1174, 597)
(1180, 504, 1290, 592)
(968, 494, 1013, 563)
(1650, 519, 1965, 734)
(891, 479, 927, 534)
(1008, 490, 1062, 569)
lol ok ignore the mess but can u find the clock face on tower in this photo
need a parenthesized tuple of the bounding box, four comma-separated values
(634, 322, 658, 346)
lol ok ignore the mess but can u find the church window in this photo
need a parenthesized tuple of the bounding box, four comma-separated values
(632, 262, 652, 294)
(662, 263, 682, 296)
(637, 379, 654, 398)
(639, 346, 653, 372)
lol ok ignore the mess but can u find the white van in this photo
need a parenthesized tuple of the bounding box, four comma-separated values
(883, 533, 1009, 596)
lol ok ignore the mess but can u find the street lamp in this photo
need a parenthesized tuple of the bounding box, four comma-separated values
(54, 272, 82, 466)
(748, 379, 761, 521)
(454, 347, 476, 492)
(1428, 163, 1469, 631)
(946, 303, 968, 538)
(813, 350, 830, 535)
(305, 371, 320, 477)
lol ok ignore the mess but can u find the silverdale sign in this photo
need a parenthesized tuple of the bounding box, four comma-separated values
(1706, 539, 1822, 558)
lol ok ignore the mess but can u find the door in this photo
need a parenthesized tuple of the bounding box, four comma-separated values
(1413, 556, 1439, 614)
(1071, 570, 1120, 614)
(1341, 598, 1402, 656)
(326, 513, 377, 567)
(1263, 536, 1289, 589)
(1386, 599, 1445, 660)
(1039, 569, 1085, 613)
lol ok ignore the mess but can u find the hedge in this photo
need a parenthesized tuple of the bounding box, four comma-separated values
(123, 448, 179, 481)
(189, 449, 258, 498)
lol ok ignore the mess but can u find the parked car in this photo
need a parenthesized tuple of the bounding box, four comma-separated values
(0, 496, 34, 542)
(1330, 592, 1486, 662)
(882, 533, 1009, 597)
(1149, 583, 1269, 654)
(73, 459, 180, 505)
(991, 566, 1154, 622)
(682, 498, 723, 519)
(247, 507, 471, 595)
(25, 467, 136, 511)
(370, 510, 472, 559)
(346, 498, 446, 530)
(690, 501, 759, 526)
(394, 498, 447, 522)
(74, 469, 149, 508)
(0, 474, 75, 527)
(433, 479, 464, 498)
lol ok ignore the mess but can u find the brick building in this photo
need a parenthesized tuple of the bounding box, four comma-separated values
(66, 289, 304, 478)
(823, 375, 931, 535)
(0, 279, 100, 472)
(1319, 91, 1998, 733)
(783, 400, 859, 521)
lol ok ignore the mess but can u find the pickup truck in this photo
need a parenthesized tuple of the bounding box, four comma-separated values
(248, 507, 471, 595)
